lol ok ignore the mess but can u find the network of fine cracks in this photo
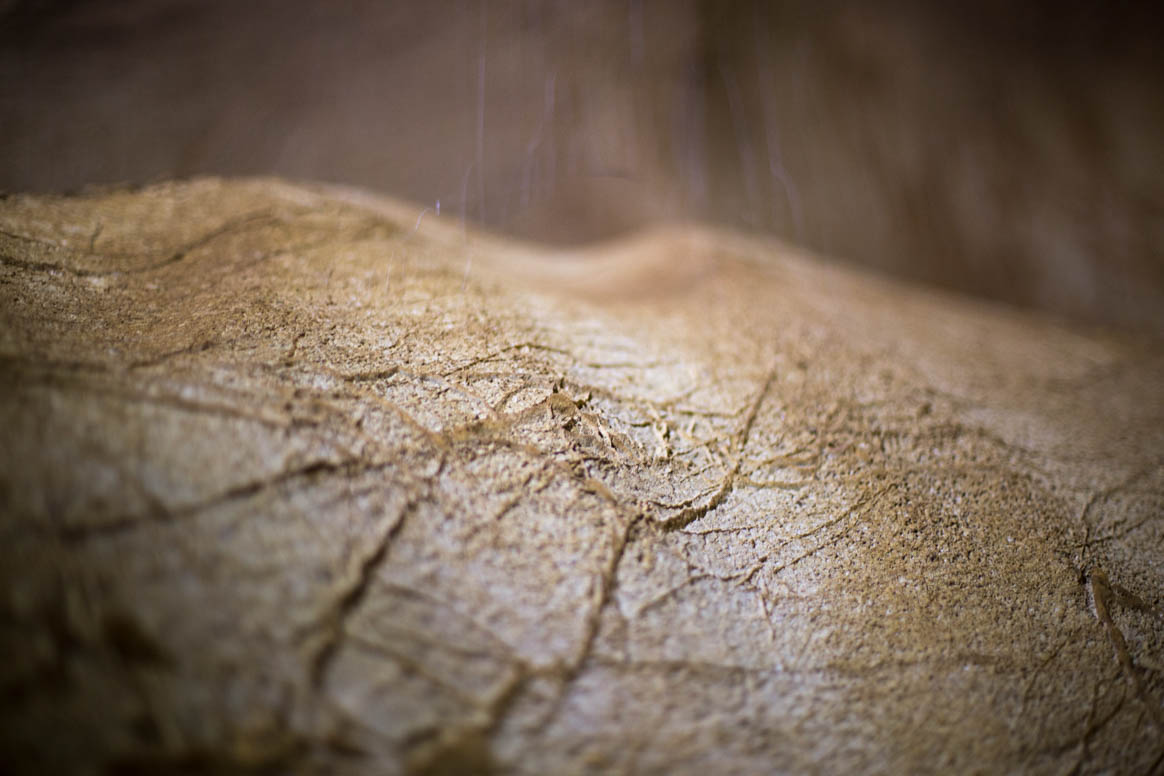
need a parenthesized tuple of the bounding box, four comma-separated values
(2, 182, 1163, 774)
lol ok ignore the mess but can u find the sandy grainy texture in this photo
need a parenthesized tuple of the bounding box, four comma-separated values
(0, 179, 1161, 774)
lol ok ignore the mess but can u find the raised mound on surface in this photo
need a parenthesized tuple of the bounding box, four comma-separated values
(1, 179, 1161, 774)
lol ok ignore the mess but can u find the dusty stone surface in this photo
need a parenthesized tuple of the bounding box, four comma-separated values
(0, 178, 1162, 774)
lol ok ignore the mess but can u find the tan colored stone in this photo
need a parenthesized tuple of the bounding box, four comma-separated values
(0, 179, 1161, 774)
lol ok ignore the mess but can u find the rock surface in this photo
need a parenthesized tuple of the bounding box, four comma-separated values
(0, 179, 1161, 774)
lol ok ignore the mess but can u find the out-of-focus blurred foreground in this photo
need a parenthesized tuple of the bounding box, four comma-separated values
(2, 0, 1162, 333)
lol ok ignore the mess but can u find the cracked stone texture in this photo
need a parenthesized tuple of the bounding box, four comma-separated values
(0, 178, 1162, 774)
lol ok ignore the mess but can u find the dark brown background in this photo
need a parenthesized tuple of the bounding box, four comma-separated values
(2, 0, 1162, 333)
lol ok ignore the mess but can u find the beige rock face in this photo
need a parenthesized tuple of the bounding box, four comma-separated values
(0, 179, 1161, 774)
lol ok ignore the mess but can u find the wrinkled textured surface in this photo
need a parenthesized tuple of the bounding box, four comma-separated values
(0, 179, 1162, 774)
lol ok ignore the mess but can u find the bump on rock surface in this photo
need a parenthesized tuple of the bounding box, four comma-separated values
(0, 179, 1162, 774)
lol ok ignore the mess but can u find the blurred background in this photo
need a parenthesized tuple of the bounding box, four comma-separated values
(2, 0, 1162, 334)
